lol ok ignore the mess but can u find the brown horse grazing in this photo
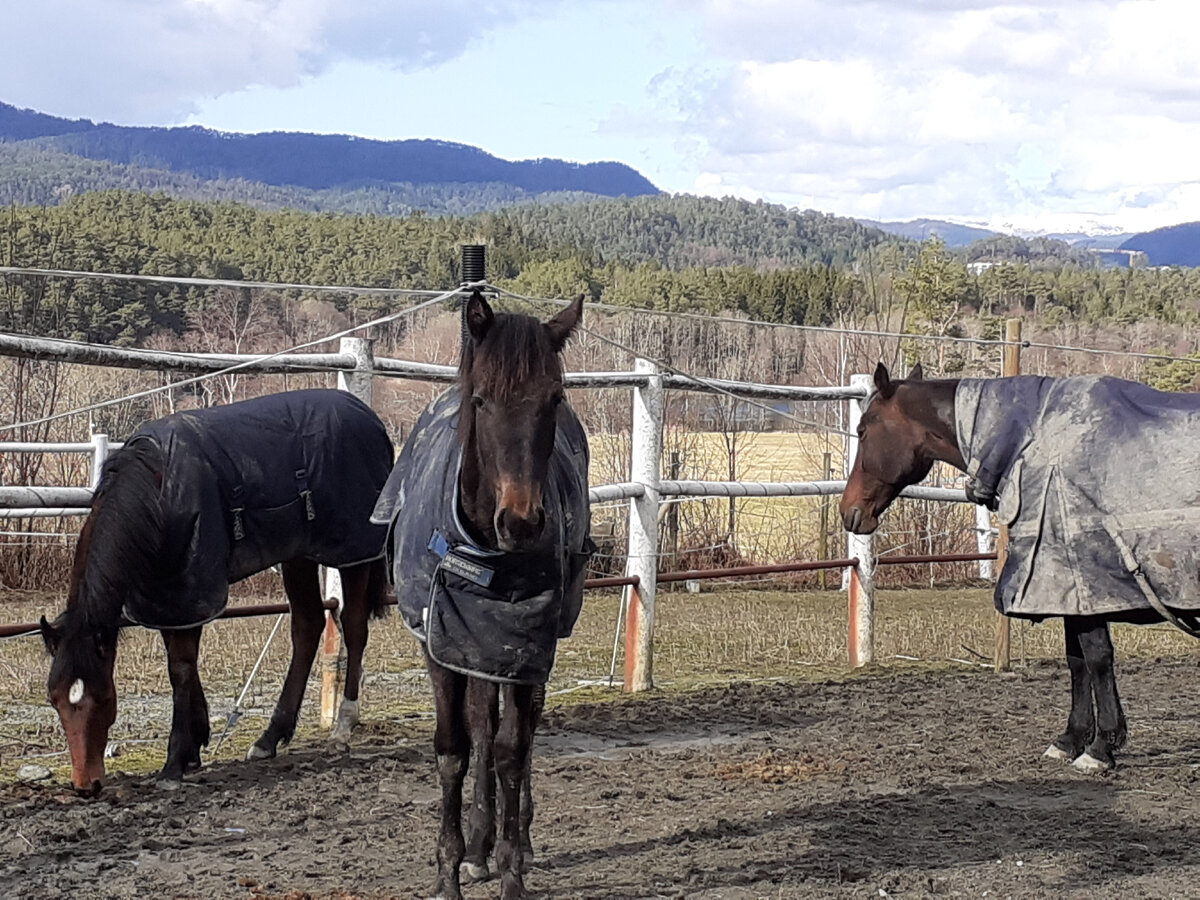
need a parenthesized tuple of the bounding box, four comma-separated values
(841, 362, 1200, 772)
(374, 290, 592, 900)
(40, 389, 393, 795)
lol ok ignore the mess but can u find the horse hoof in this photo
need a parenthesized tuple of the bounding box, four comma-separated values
(329, 724, 352, 750)
(461, 861, 490, 882)
(1043, 744, 1074, 761)
(246, 743, 275, 761)
(1072, 752, 1112, 774)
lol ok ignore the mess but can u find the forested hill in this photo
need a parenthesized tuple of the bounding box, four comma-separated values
(482, 194, 895, 268)
(1121, 222, 1200, 267)
(0, 101, 659, 199)
(1, 191, 893, 342)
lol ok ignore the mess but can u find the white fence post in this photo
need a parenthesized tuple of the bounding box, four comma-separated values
(89, 433, 109, 488)
(320, 337, 375, 729)
(976, 505, 995, 580)
(845, 373, 875, 667)
(624, 357, 663, 692)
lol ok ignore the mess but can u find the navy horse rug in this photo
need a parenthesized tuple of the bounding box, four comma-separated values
(371, 388, 594, 684)
(120, 389, 393, 629)
(957, 375, 1200, 623)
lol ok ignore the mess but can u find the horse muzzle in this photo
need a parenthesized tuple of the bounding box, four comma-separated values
(841, 504, 879, 535)
(495, 504, 547, 552)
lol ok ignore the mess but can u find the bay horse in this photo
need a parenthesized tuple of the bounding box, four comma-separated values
(373, 290, 592, 900)
(40, 389, 393, 795)
(841, 362, 1200, 772)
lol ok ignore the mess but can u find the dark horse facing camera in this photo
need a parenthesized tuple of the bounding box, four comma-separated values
(372, 289, 594, 900)
(841, 362, 1200, 772)
(41, 389, 393, 795)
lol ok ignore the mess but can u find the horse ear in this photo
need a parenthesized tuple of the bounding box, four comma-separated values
(40, 615, 61, 655)
(873, 362, 895, 398)
(545, 295, 584, 351)
(907, 362, 924, 381)
(465, 289, 494, 343)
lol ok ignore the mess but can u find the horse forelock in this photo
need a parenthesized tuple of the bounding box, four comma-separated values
(459, 312, 563, 406)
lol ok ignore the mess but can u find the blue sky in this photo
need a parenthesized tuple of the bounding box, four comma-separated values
(7, 0, 1200, 234)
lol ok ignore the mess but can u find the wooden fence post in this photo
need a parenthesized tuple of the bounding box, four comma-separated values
(994, 318, 1022, 673)
(89, 433, 109, 488)
(624, 357, 662, 692)
(846, 374, 875, 667)
(320, 337, 374, 729)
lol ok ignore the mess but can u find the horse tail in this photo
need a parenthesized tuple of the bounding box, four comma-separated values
(366, 557, 390, 620)
(79, 439, 166, 631)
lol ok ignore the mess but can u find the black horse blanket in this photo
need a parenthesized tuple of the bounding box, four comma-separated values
(956, 375, 1200, 621)
(121, 389, 393, 629)
(371, 388, 593, 684)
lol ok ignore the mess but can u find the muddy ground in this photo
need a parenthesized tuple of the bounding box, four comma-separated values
(5, 658, 1200, 899)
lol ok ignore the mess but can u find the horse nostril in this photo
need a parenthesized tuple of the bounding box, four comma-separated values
(843, 506, 864, 533)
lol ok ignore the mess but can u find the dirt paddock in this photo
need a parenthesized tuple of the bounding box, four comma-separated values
(5, 657, 1200, 899)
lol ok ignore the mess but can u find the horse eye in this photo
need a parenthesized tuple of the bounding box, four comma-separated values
(471, 394, 486, 410)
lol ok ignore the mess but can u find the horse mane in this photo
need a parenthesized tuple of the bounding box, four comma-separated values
(54, 440, 165, 650)
(458, 311, 564, 408)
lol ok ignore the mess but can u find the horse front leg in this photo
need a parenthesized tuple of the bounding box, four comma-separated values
(249, 560, 325, 760)
(495, 683, 536, 900)
(519, 683, 545, 873)
(161, 626, 209, 782)
(1046, 616, 1095, 762)
(463, 677, 498, 882)
(328, 561, 375, 748)
(1074, 618, 1126, 773)
(428, 655, 469, 900)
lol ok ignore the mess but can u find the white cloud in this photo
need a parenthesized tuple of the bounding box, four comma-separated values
(2, 0, 560, 122)
(670, 0, 1200, 229)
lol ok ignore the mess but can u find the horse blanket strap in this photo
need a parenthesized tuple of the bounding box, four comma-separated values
(372, 388, 594, 685)
(1104, 523, 1200, 638)
(956, 375, 1200, 623)
(122, 389, 394, 630)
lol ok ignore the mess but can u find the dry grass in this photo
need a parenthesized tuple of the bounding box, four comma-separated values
(5, 580, 1200, 783)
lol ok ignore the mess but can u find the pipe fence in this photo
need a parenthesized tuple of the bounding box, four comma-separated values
(0, 327, 994, 703)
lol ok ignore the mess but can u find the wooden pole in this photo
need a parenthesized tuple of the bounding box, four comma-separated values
(819, 450, 832, 590)
(846, 374, 875, 667)
(994, 318, 1021, 673)
(624, 358, 663, 692)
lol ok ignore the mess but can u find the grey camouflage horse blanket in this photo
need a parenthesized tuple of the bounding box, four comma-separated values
(371, 388, 594, 684)
(121, 389, 393, 630)
(957, 375, 1200, 622)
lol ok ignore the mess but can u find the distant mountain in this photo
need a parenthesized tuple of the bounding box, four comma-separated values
(0, 100, 659, 200)
(1120, 222, 1200, 266)
(858, 217, 999, 247)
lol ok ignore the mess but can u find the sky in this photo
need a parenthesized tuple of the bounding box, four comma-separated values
(6, 0, 1200, 235)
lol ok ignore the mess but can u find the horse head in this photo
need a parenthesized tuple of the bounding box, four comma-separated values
(458, 289, 583, 551)
(840, 362, 963, 535)
(41, 610, 117, 796)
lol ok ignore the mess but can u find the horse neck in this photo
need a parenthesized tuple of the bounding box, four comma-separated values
(457, 423, 500, 549)
(901, 379, 966, 472)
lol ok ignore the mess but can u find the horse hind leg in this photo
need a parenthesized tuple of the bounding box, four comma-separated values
(249, 560, 325, 760)
(161, 626, 208, 783)
(1046, 616, 1095, 763)
(328, 561, 378, 749)
(1073, 620, 1126, 774)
